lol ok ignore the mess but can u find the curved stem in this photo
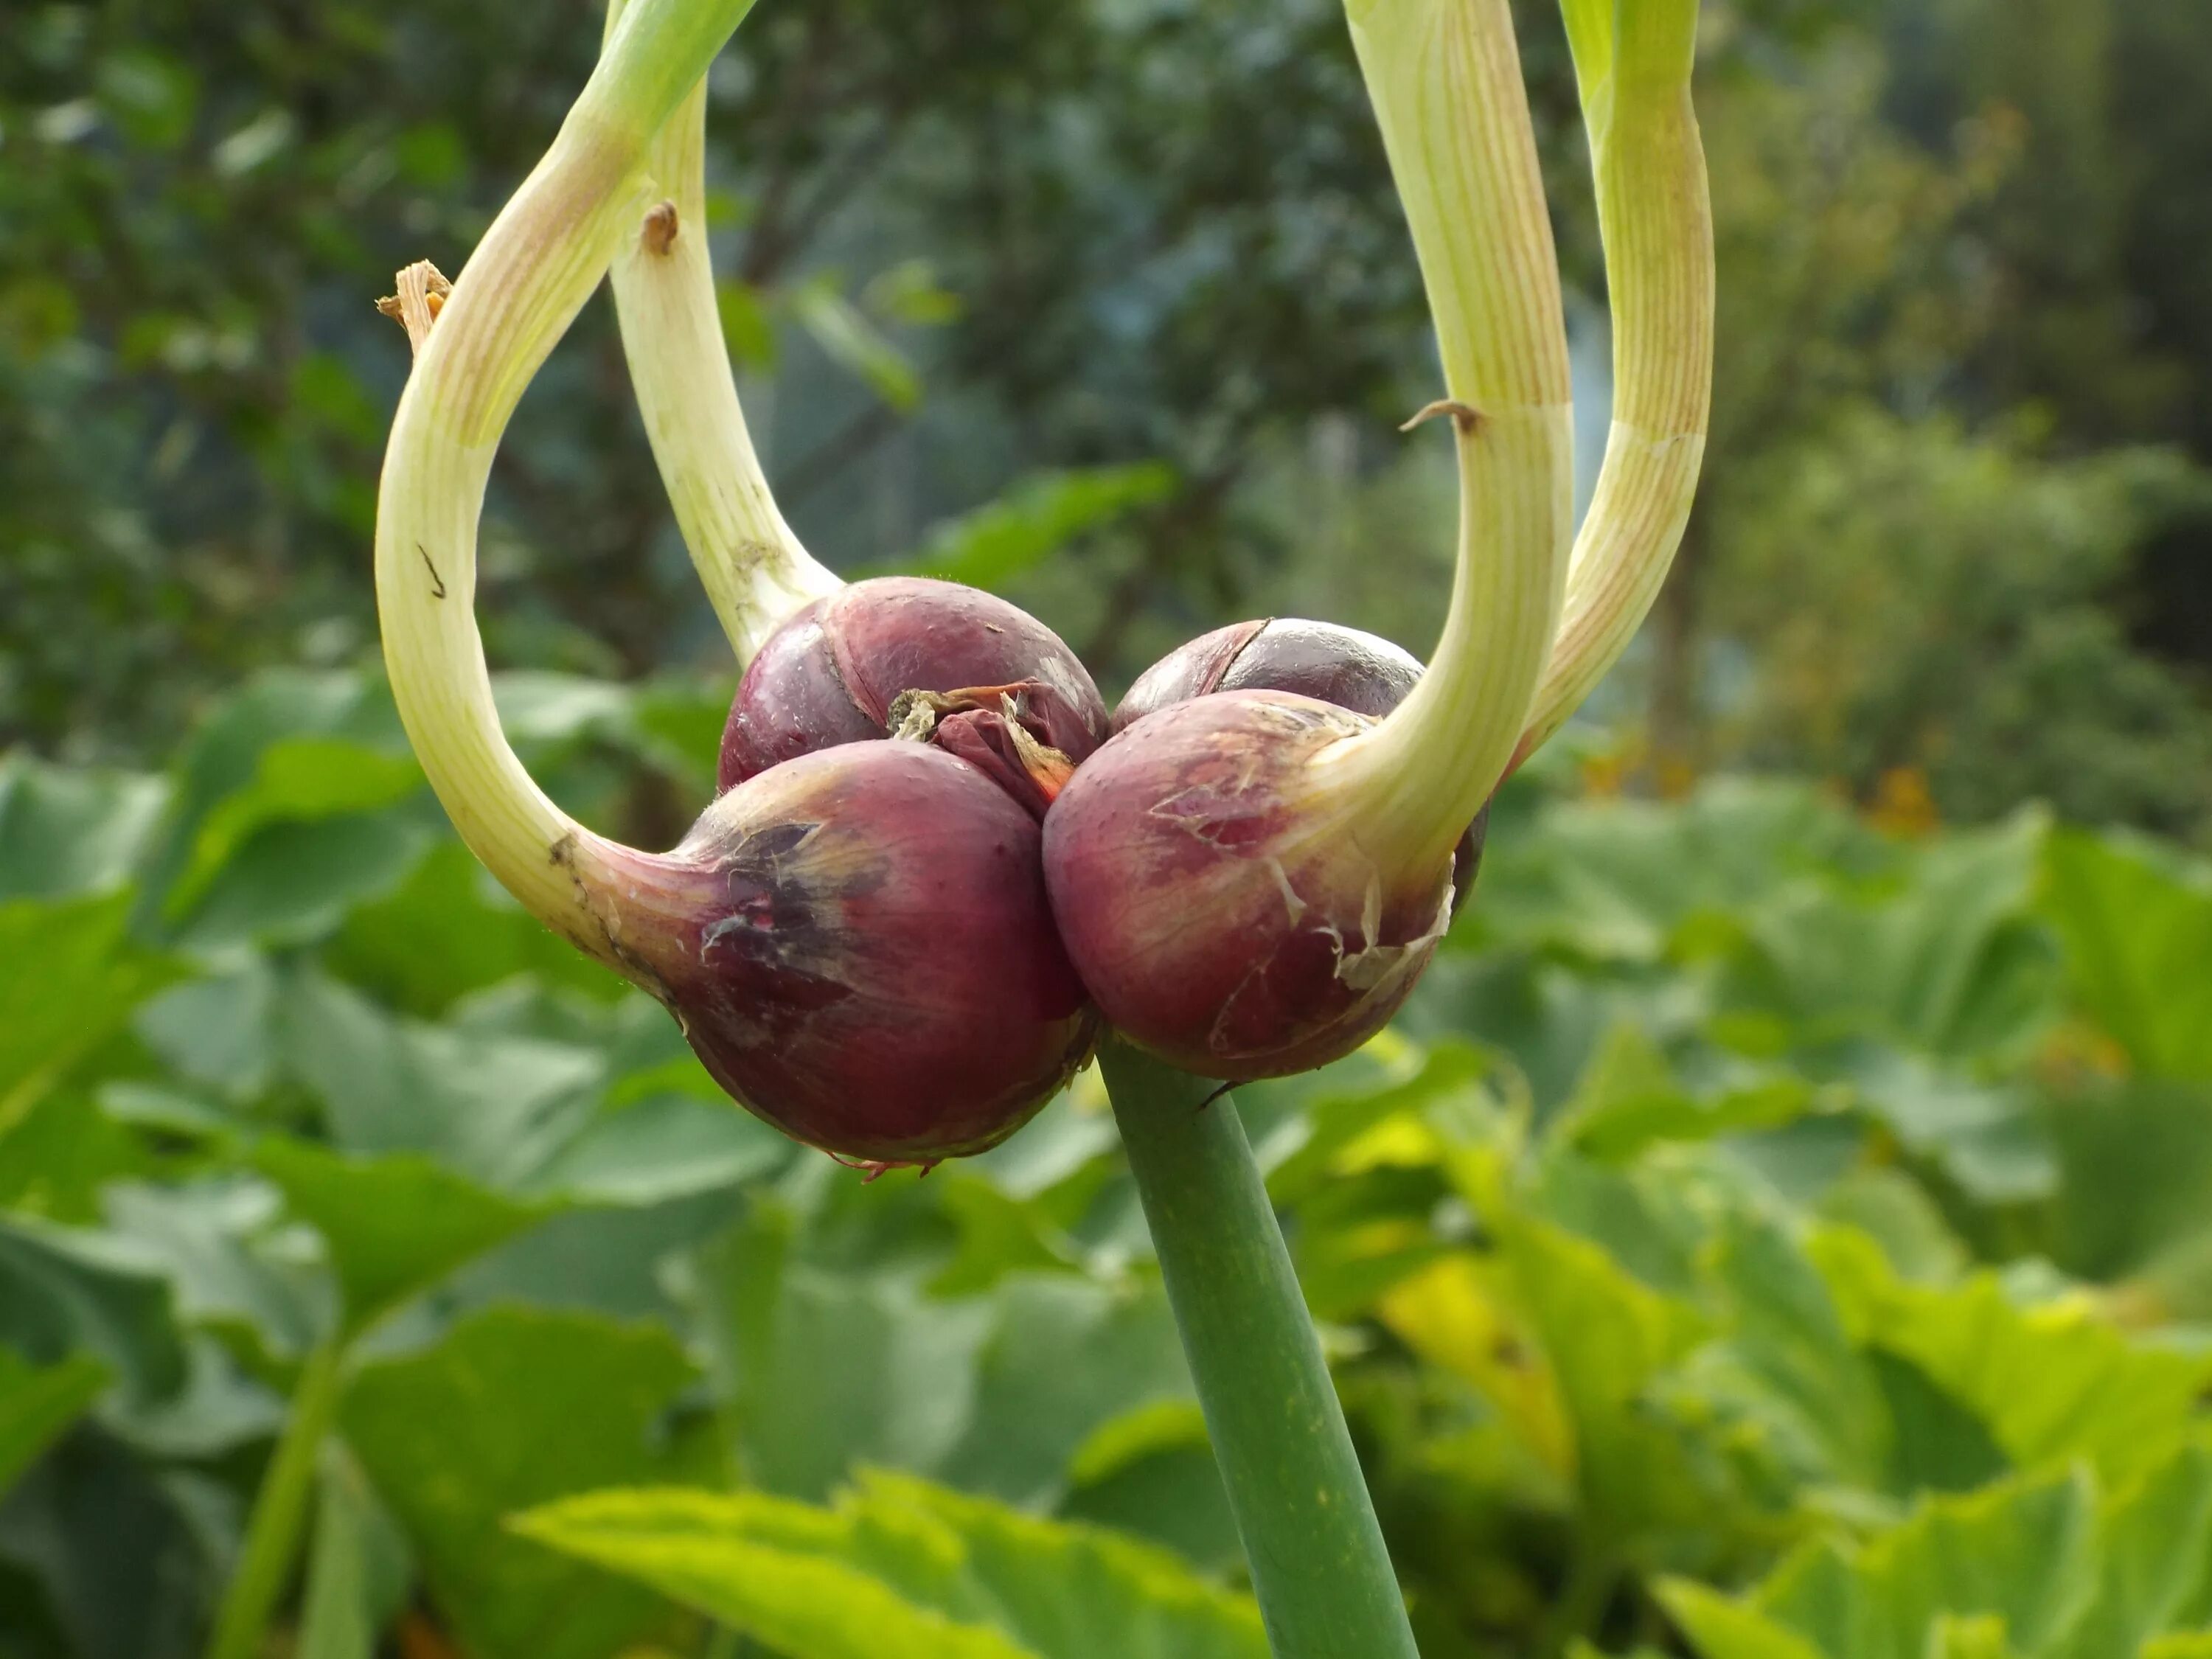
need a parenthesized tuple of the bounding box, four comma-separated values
(1515, 0, 1712, 763)
(1322, 0, 1575, 879)
(373, 0, 763, 967)
(1101, 1039, 1420, 1659)
(603, 0, 841, 664)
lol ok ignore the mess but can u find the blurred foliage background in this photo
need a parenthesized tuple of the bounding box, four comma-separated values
(7, 1, 2212, 1658)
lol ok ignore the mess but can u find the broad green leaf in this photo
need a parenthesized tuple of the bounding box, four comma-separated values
(1377, 1253, 1576, 1484)
(524, 1093, 786, 1206)
(0, 1350, 108, 1495)
(1554, 1024, 1812, 1160)
(2042, 1079, 2212, 1299)
(518, 1486, 1034, 1659)
(279, 973, 605, 1189)
(1813, 1228, 2212, 1485)
(250, 1138, 552, 1329)
(173, 807, 434, 950)
(162, 737, 422, 920)
(0, 1089, 154, 1222)
(2041, 830, 2212, 1078)
(1663, 1582, 1830, 1659)
(326, 838, 623, 1015)
(133, 955, 280, 1099)
(2050, 1441, 2212, 1659)
(1672, 1470, 2097, 1659)
(340, 1307, 705, 1659)
(0, 1217, 187, 1405)
(890, 465, 1178, 592)
(1830, 1043, 2055, 1201)
(939, 1276, 1197, 1509)
(1930, 1614, 2026, 1659)
(0, 891, 181, 1130)
(0, 754, 166, 900)
(1485, 1196, 1711, 1537)
(516, 1470, 1270, 1659)
(1469, 779, 1878, 964)
(1672, 1453, 2212, 1659)
(706, 1242, 993, 1500)
(133, 669, 401, 929)
(99, 1177, 327, 1363)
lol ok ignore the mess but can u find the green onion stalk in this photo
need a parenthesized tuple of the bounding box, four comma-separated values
(369, 0, 1711, 1652)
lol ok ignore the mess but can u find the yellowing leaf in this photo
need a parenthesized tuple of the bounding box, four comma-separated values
(1377, 1255, 1573, 1478)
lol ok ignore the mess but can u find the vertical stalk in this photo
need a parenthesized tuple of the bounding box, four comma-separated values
(1101, 1040, 1419, 1659)
(202, 1340, 344, 1659)
(602, 0, 841, 664)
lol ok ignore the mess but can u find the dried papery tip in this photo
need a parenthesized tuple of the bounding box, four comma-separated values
(375, 260, 452, 357)
(889, 682, 1079, 820)
(1398, 397, 1484, 435)
(828, 1152, 942, 1182)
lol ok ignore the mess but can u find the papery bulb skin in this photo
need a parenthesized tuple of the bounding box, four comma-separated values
(719, 577, 1108, 793)
(1116, 619, 1489, 903)
(1041, 690, 1453, 1082)
(613, 740, 1099, 1164)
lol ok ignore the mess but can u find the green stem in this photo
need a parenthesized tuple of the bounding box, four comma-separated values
(1100, 1040, 1419, 1659)
(203, 1340, 345, 1659)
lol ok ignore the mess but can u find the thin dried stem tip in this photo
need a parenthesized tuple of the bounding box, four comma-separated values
(375, 261, 453, 357)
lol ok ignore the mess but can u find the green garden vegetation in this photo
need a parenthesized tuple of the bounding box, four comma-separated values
(6, 0, 2212, 1656)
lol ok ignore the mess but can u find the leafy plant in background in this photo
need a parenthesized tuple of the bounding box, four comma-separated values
(11, 715, 2212, 1657)
(10, 7, 2212, 1659)
(363, 0, 1713, 1646)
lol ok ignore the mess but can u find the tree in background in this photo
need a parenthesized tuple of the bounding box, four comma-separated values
(4, 0, 2211, 843)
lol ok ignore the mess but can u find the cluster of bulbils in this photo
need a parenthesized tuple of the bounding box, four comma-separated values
(625, 575, 1489, 1169)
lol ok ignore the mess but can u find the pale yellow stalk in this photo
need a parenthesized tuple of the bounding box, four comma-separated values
(603, 0, 841, 661)
(373, 0, 761, 967)
(1324, 0, 1576, 877)
(1517, 0, 1713, 762)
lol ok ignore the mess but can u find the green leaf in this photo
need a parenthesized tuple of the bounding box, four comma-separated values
(326, 838, 625, 1015)
(0, 1350, 108, 1495)
(2042, 830, 2212, 1078)
(792, 278, 922, 409)
(1813, 1228, 2212, 1485)
(0, 754, 166, 900)
(279, 973, 605, 1190)
(2043, 1079, 2212, 1295)
(99, 1177, 327, 1363)
(1662, 1583, 1830, 1659)
(339, 1307, 704, 1659)
(1554, 1024, 1812, 1160)
(515, 1470, 1270, 1659)
(715, 276, 776, 369)
(524, 1093, 785, 1206)
(0, 891, 181, 1130)
(518, 1486, 1034, 1659)
(2049, 1441, 2212, 1659)
(938, 1276, 1198, 1509)
(888, 465, 1178, 592)
(173, 807, 434, 950)
(0, 1090, 154, 1222)
(163, 737, 422, 921)
(1508, 1214, 1708, 1523)
(706, 1239, 995, 1500)
(0, 1215, 187, 1407)
(1666, 1470, 2097, 1659)
(250, 1138, 553, 1329)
